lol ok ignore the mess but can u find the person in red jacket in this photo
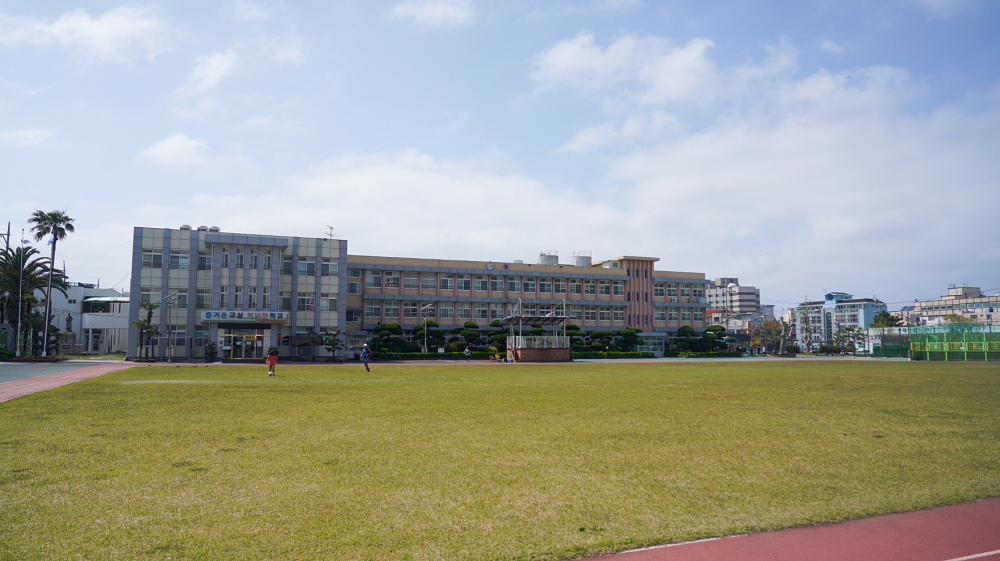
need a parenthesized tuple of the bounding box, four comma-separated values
(266, 348, 279, 376)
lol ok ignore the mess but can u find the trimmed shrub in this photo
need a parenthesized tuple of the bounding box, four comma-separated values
(572, 351, 655, 359)
(0, 347, 14, 361)
(678, 351, 741, 358)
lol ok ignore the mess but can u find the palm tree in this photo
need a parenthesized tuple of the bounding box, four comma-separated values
(0, 246, 68, 356)
(28, 210, 75, 357)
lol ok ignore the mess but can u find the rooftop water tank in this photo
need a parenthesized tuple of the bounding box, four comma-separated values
(572, 250, 592, 267)
(538, 251, 559, 266)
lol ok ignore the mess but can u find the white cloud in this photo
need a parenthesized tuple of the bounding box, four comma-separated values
(558, 111, 677, 152)
(266, 37, 305, 65)
(0, 127, 55, 146)
(819, 38, 846, 54)
(0, 6, 170, 64)
(138, 134, 212, 168)
(389, 0, 475, 28)
(233, 0, 271, 20)
(176, 50, 239, 96)
(906, 0, 978, 19)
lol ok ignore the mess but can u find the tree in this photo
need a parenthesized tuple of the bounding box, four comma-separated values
(0, 245, 68, 356)
(870, 310, 903, 355)
(29, 210, 75, 357)
(776, 314, 795, 355)
(797, 309, 819, 352)
(321, 327, 345, 358)
(138, 302, 159, 359)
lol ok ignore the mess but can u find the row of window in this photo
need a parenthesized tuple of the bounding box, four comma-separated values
(140, 287, 338, 313)
(141, 249, 338, 277)
(360, 300, 704, 322)
(351, 270, 704, 297)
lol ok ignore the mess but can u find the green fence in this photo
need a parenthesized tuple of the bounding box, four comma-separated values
(871, 345, 909, 358)
(909, 324, 1000, 362)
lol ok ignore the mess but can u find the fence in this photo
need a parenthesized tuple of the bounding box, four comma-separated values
(510, 336, 570, 349)
(909, 324, 1000, 362)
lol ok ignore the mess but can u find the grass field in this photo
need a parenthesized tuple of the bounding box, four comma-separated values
(1, 360, 999, 560)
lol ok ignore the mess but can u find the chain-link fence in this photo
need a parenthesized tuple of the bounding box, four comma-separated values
(909, 324, 1000, 362)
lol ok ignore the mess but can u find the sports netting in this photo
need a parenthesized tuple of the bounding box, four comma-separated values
(909, 324, 1000, 362)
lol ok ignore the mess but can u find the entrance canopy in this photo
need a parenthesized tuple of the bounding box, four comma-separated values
(499, 315, 571, 327)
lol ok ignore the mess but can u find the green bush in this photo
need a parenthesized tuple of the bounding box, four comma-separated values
(572, 351, 655, 359)
(678, 351, 740, 358)
(371, 351, 492, 360)
(0, 347, 14, 361)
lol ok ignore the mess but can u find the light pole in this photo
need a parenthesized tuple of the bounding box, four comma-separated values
(162, 292, 178, 363)
(419, 303, 434, 354)
(15, 230, 25, 357)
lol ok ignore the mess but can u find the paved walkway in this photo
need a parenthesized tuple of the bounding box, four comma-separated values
(585, 498, 1000, 561)
(0, 361, 136, 402)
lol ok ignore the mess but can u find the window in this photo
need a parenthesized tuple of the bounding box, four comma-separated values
(585, 306, 597, 321)
(250, 249, 258, 270)
(366, 270, 382, 288)
(220, 286, 229, 308)
(297, 294, 314, 311)
(693, 285, 704, 298)
(234, 286, 243, 308)
(348, 269, 362, 278)
(491, 303, 504, 319)
(539, 278, 552, 294)
(420, 302, 436, 318)
(669, 308, 678, 321)
(585, 280, 596, 295)
(599, 306, 612, 321)
(221, 247, 230, 268)
(554, 278, 567, 294)
(140, 287, 155, 304)
(475, 303, 489, 319)
(474, 275, 488, 292)
(383, 300, 399, 318)
(169, 251, 189, 270)
(346, 310, 362, 322)
(439, 302, 455, 319)
(680, 284, 691, 297)
(667, 284, 678, 297)
(523, 277, 536, 293)
(403, 302, 419, 319)
(610, 281, 623, 296)
(421, 274, 437, 290)
(321, 259, 338, 277)
(198, 252, 212, 271)
(347, 282, 362, 294)
(141, 249, 162, 269)
(507, 277, 520, 293)
(457, 302, 471, 319)
(281, 256, 292, 275)
(298, 257, 316, 276)
(654, 283, 665, 297)
(403, 272, 419, 289)
(234, 248, 244, 269)
(680, 309, 691, 321)
(655, 307, 666, 321)
(491, 276, 504, 292)
(693, 309, 704, 321)
(262, 288, 270, 309)
(439, 274, 454, 290)
(569, 305, 582, 318)
(248, 287, 257, 309)
(262, 249, 272, 270)
(456, 274, 471, 291)
(523, 304, 536, 316)
(365, 300, 381, 318)
(539, 304, 552, 316)
(196, 289, 210, 309)
(599, 281, 611, 295)
(613, 307, 625, 321)
(384, 271, 400, 288)
(570, 280, 582, 295)
(280, 292, 291, 311)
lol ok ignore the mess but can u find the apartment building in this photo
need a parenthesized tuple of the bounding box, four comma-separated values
(793, 292, 887, 349)
(127, 226, 710, 360)
(909, 285, 998, 325)
(706, 278, 761, 314)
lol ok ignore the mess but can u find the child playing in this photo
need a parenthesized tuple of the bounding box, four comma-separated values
(266, 349, 278, 376)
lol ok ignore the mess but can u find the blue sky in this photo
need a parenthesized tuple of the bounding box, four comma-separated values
(2, 0, 998, 311)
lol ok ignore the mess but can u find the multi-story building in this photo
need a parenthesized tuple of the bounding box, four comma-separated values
(706, 278, 761, 314)
(792, 292, 887, 349)
(127, 226, 710, 360)
(909, 285, 998, 325)
(35, 282, 128, 354)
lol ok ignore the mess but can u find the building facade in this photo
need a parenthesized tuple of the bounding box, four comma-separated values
(909, 285, 998, 325)
(706, 278, 761, 314)
(36, 282, 128, 354)
(127, 226, 710, 360)
(793, 292, 887, 349)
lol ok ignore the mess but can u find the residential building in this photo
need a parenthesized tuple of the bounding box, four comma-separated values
(706, 278, 761, 314)
(909, 285, 999, 325)
(792, 292, 887, 349)
(35, 282, 128, 354)
(127, 226, 711, 360)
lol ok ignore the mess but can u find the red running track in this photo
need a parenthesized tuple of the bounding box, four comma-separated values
(0, 363, 136, 402)
(585, 498, 1000, 561)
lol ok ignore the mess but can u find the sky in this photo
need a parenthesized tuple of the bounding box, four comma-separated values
(1, 0, 998, 312)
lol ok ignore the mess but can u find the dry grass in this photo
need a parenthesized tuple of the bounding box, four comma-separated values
(1, 360, 998, 560)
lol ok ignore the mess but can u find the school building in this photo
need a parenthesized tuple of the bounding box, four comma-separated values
(126, 226, 711, 360)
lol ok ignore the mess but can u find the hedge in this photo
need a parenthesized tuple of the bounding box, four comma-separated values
(571, 351, 655, 359)
(678, 351, 741, 358)
(0, 347, 13, 361)
(370, 351, 492, 360)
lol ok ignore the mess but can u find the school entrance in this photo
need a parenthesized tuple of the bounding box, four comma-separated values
(221, 327, 268, 359)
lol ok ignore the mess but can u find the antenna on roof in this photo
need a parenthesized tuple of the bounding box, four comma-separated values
(325, 226, 336, 239)
(1, 221, 9, 251)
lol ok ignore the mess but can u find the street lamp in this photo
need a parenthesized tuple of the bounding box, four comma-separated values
(419, 303, 434, 354)
(15, 230, 25, 357)
(162, 292, 178, 363)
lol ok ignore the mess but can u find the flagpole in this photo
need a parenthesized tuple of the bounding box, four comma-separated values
(16, 230, 24, 357)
